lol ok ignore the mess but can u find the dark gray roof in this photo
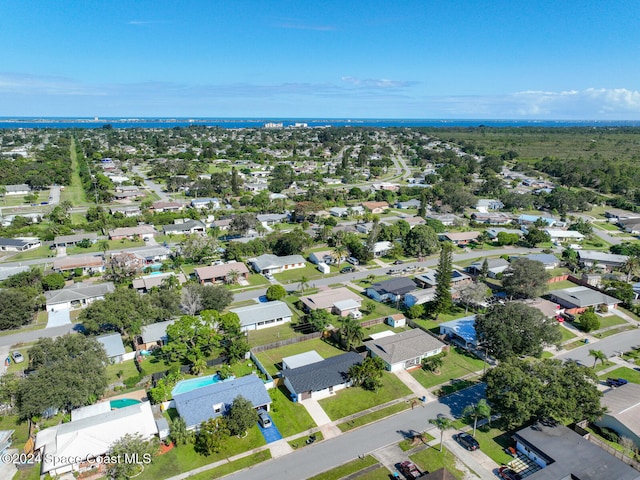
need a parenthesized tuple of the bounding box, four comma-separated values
(514, 423, 640, 480)
(282, 352, 362, 394)
(173, 374, 271, 429)
(549, 286, 621, 308)
(369, 277, 417, 296)
(0, 237, 33, 248)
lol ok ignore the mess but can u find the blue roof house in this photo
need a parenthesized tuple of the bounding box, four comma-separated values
(173, 374, 271, 430)
(439, 315, 478, 349)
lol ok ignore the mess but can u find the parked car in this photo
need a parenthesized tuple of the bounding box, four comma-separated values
(498, 466, 522, 480)
(455, 432, 479, 451)
(340, 266, 355, 273)
(393, 260, 404, 265)
(264, 273, 274, 280)
(11, 351, 24, 363)
(606, 377, 628, 387)
(258, 410, 272, 428)
(346, 256, 360, 265)
(398, 461, 421, 479)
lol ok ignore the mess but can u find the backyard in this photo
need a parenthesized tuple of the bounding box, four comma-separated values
(410, 347, 486, 390)
(254, 338, 345, 376)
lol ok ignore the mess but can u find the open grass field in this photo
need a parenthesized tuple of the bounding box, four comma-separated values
(2, 245, 53, 262)
(254, 338, 345, 376)
(318, 373, 412, 421)
(411, 347, 485, 390)
(247, 322, 305, 347)
(61, 138, 88, 206)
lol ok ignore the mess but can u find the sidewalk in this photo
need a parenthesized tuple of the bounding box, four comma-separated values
(301, 398, 342, 439)
(394, 369, 435, 402)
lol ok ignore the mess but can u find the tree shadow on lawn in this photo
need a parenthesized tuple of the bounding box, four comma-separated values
(437, 383, 486, 418)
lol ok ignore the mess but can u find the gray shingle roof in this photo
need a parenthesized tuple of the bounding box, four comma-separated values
(96, 333, 125, 359)
(364, 329, 445, 366)
(250, 254, 306, 271)
(549, 286, 621, 308)
(173, 374, 271, 429)
(230, 301, 293, 328)
(44, 282, 115, 305)
(369, 277, 417, 296)
(282, 352, 362, 394)
(140, 319, 175, 344)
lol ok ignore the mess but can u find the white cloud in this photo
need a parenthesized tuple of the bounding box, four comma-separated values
(341, 76, 418, 89)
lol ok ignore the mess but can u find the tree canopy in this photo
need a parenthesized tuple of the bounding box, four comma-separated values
(475, 302, 562, 360)
(485, 358, 604, 428)
(501, 258, 550, 299)
(226, 396, 259, 436)
(0, 289, 35, 330)
(403, 224, 439, 257)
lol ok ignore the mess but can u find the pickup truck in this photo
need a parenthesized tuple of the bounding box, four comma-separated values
(398, 461, 421, 479)
(606, 377, 628, 387)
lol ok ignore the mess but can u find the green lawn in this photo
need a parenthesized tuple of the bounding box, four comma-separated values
(288, 431, 324, 450)
(471, 425, 516, 465)
(255, 338, 345, 376)
(398, 432, 435, 451)
(308, 455, 379, 480)
(620, 307, 640, 322)
(560, 326, 578, 342)
(355, 467, 393, 480)
(61, 139, 88, 206)
(596, 315, 627, 329)
(409, 446, 466, 479)
(410, 347, 485, 390)
(593, 325, 636, 338)
(2, 245, 53, 262)
(0, 414, 30, 451)
(11, 465, 41, 480)
(248, 323, 305, 347)
(347, 287, 405, 319)
(338, 402, 410, 432)
(548, 279, 580, 290)
(137, 426, 266, 480)
(67, 238, 145, 255)
(274, 263, 328, 284)
(599, 366, 640, 384)
(185, 450, 271, 480)
(106, 359, 140, 384)
(593, 222, 621, 232)
(318, 373, 412, 421)
(268, 386, 317, 437)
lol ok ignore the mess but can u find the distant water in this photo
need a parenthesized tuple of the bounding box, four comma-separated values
(1, 118, 639, 129)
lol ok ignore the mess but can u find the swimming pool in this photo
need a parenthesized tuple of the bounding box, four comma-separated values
(171, 374, 233, 396)
(110, 398, 141, 409)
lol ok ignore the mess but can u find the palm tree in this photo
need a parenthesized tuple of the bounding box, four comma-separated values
(298, 276, 310, 294)
(589, 349, 607, 369)
(339, 316, 364, 351)
(97, 239, 110, 257)
(623, 255, 640, 282)
(225, 269, 240, 285)
(462, 399, 491, 437)
(161, 274, 179, 290)
(332, 245, 347, 269)
(429, 415, 454, 452)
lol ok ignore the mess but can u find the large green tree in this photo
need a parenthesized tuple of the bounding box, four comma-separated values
(163, 312, 220, 364)
(348, 356, 385, 391)
(107, 434, 158, 480)
(434, 241, 454, 316)
(501, 258, 550, 299)
(339, 316, 364, 351)
(403, 225, 439, 258)
(475, 302, 562, 360)
(485, 358, 604, 428)
(226, 396, 259, 436)
(16, 335, 108, 419)
(0, 289, 35, 330)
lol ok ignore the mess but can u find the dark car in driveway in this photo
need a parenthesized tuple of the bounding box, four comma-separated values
(398, 461, 421, 479)
(606, 377, 628, 387)
(498, 466, 522, 480)
(455, 432, 479, 451)
(340, 266, 355, 273)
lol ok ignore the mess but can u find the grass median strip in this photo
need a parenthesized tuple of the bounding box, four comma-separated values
(185, 450, 272, 480)
(308, 455, 379, 480)
(338, 402, 411, 432)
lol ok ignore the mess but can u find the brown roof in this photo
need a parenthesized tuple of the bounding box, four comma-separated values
(53, 256, 104, 270)
(108, 225, 156, 237)
(194, 262, 250, 280)
(300, 287, 362, 310)
(362, 201, 390, 211)
(151, 201, 185, 209)
(442, 231, 481, 242)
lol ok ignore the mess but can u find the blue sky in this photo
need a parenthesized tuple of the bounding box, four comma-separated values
(1, 0, 639, 119)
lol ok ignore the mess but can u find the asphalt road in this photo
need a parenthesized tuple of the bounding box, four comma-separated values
(0, 324, 77, 348)
(555, 326, 640, 366)
(223, 383, 486, 480)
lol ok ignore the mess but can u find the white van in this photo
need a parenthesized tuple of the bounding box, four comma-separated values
(347, 257, 360, 265)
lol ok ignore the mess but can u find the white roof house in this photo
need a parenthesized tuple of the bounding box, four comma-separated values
(229, 301, 293, 331)
(248, 254, 306, 274)
(544, 229, 585, 242)
(35, 402, 157, 476)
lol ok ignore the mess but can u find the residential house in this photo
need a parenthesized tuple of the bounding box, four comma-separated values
(190, 198, 221, 209)
(362, 201, 389, 214)
(162, 219, 206, 235)
(136, 246, 171, 264)
(282, 351, 323, 370)
(173, 374, 271, 430)
(132, 272, 187, 292)
(244, 183, 269, 193)
(229, 301, 293, 332)
(414, 269, 471, 290)
(466, 258, 510, 278)
(52, 256, 105, 275)
(109, 251, 146, 273)
(332, 298, 362, 317)
(621, 218, 640, 235)
(249, 254, 306, 274)
(150, 201, 185, 213)
(364, 329, 446, 371)
(299, 287, 362, 316)
(3, 184, 30, 195)
(425, 213, 459, 226)
(213, 218, 233, 231)
(578, 250, 628, 271)
(53, 233, 98, 247)
(517, 253, 560, 269)
(356, 222, 375, 234)
(256, 213, 289, 227)
(517, 298, 562, 319)
(45, 282, 115, 312)
(397, 199, 421, 209)
(367, 277, 417, 303)
(309, 250, 336, 265)
(371, 183, 400, 192)
(282, 352, 363, 402)
(194, 262, 250, 284)
(0, 237, 41, 252)
(517, 214, 556, 226)
(511, 423, 640, 480)
(373, 241, 393, 257)
(485, 228, 523, 240)
(596, 382, 640, 449)
(605, 208, 640, 223)
(438, 231, 481, 246)
(471, 212, 513, 225)
(548, 286, 621, 314)
(543, 229, 585, 243)
(439, 315, 478, 349)
(35, 402, 158, 476)
(108, 205, 141, 217)
(108, 225, 156, 241)
(96, 333, 126, 364)
(475, 198, 504, 212)
(403, 289, 437, 307)
(115, 185, 139, 194)
(329, 206, 364, 217)
(113, 188, 144, 200)
(403, 216, 426, 229)
(135, 319, 175, 351)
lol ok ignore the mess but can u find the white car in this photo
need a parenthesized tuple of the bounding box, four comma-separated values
(11, 351, 24, 363)
(264, 273, 274, 280)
